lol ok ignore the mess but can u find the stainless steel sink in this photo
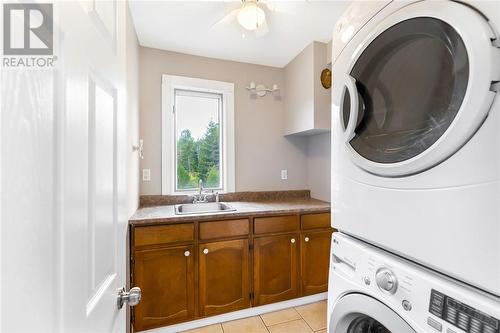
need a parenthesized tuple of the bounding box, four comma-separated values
(174, 202, 236, 215)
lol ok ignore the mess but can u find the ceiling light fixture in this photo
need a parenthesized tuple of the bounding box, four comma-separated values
(237, 1, 266, 31)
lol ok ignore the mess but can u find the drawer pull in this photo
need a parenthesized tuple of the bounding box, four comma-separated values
(184, 250, 190, 257)
(203, 248, 209, 255)
(305, 237, 310, 242)
(291, 238, 296, 244)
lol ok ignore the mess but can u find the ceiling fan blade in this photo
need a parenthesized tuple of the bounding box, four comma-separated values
(211, 7, 240, 29)
(260, 0, 275, 11)
(255, 20, 269, 38)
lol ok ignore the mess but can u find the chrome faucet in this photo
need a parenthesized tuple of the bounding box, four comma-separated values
(198, 179, 203, 196)
(192, 180, 220, 204)
(193, 179, 208, 204)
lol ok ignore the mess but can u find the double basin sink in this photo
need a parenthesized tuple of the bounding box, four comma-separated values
(174, 202, 236, 215)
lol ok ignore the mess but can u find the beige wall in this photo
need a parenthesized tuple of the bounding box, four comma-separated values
(139, 47, 309, 195)
(126, 5, 140, 216)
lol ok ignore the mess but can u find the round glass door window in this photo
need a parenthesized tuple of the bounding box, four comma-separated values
(348, 315, 391, 333)
(342, 17, 469, 164)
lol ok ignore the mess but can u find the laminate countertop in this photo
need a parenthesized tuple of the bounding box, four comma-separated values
(129, 198, 330, 226)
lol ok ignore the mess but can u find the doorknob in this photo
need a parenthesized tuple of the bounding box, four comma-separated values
(117, 287, 141, 309)
(304, 237, 310, 242)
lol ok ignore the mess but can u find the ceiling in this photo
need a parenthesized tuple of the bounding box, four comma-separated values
(128, 1, 351, 68)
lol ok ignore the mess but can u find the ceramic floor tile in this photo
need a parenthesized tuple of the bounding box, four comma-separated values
(181, 323, 224, 333)
(295, 301, 327, 331)
(222, 316, 269, 333)
(260, 308, 301, 326)
(267, 319, 313, 333)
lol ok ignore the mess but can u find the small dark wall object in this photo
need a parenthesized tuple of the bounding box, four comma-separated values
(320, 68, 332, 89)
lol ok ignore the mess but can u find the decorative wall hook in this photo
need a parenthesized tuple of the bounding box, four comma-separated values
(132, 139, 144, 159)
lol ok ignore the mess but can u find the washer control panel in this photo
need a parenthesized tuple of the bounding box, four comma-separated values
(429, 289, 499, 333)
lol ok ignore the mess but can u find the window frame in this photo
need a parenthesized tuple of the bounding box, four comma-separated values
(162, 75, 235, 195)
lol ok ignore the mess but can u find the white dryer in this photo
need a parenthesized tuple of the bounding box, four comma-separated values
(327, 232, 500, 333)
(331, 1, 500, 296)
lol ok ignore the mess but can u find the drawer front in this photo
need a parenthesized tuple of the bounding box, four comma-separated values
(199, 219, 249, 240)
(254, 215, 298, 235)
(301, 213, 331, 230)
(134, 223, 194, 247)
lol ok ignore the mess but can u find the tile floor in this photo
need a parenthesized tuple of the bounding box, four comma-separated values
(182, 301, 327, 333)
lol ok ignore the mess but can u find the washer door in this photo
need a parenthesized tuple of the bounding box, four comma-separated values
(338, 1, 499, 177)
(330, 294, 416, 333)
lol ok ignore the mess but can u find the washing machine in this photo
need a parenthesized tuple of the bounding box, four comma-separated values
(330, 0, 500, 296)
(327, 232, 500, 333)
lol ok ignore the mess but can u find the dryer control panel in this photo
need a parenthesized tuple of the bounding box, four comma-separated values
(429, 289, 499, 333)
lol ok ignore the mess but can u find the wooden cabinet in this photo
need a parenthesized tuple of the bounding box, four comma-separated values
(133, 245, 195, 331)
(199, 239, 250, 316)
(300, 230, 332, 295)
(131, 212, 332, 331)
(253, 233, 299, 306)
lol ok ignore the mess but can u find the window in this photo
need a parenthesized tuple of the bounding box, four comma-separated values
(162, 75, 235, 194)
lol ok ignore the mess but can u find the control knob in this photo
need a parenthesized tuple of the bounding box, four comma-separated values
(375, 268, 398, 294)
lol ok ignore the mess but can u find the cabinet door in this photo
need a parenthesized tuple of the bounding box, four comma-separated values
(253, 234, 298, 306)
(133, 246, 195, 332)
(199, 239, 250, 317)
(301, 230, 332, 295)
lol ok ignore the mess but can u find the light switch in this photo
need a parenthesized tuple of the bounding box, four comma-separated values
(142, 169, 151, 182)
(281, 169, 288, 180)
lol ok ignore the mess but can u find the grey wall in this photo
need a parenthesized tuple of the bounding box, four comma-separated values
(139, 47, 309, 195)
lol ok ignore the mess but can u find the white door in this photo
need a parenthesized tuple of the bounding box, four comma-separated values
(1, 1, 137, 332)
(60, 1, 134, 332)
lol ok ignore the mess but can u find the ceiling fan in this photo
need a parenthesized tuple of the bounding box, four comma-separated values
(213, 0, 278, 38)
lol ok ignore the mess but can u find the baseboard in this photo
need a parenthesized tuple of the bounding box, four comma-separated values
(143, 292, 328, 333)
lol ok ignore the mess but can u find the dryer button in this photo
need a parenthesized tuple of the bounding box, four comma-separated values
(363, 276, 371, 285)
(427, 317, 442, 332)
(402, 300, 412, 311)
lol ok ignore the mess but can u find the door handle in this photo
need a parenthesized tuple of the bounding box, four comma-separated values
(343, 74, 360, 142)
(117, 287, 141, 309)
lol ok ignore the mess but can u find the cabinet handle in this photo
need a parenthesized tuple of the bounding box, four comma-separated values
(184, 250, 190, 257)
(305, 237, 310, 242)
(203, 248, 209, 255)
(291, 238, 296, 244)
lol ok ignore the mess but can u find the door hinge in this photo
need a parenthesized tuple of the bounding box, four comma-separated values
(249, 292, 254, 300)
(249, 244, 254, 251)
(492, 38, 500, 48)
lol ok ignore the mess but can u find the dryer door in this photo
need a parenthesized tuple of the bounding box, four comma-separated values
(330, 293, 416, 333)
(338, 1, 499, 177)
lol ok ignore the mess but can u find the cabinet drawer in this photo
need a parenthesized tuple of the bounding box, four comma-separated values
(254, 215, 298, 235)
(301, 213, 331, 230)
(134, 223, 194, 247)
(199, 219, 249, 240)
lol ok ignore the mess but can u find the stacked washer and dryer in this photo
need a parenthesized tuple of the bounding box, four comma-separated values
(328, 1, 500, 332)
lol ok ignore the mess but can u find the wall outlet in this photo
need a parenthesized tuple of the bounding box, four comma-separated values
(142, 169, 151, 182)
(281, 169, 288, 180)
